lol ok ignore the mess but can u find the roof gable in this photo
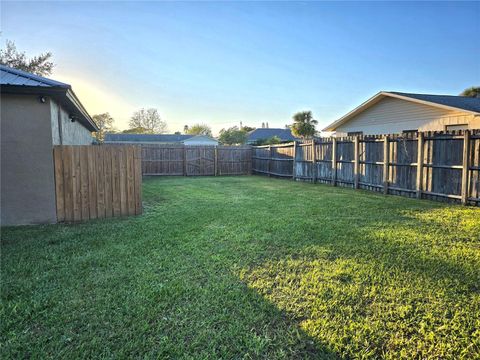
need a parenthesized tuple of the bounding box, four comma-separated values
(323, 91, 480, 131)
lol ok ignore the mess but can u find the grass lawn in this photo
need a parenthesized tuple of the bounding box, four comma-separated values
(1, 176, 480, 359)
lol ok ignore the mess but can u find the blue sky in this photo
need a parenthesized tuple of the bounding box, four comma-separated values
(2, 1, 479, 134)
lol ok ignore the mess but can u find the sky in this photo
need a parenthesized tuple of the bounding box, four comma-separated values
(2, 1, 479, 135)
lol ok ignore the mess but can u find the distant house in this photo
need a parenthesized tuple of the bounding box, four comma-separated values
(246, 128, 298, 144)
(104, 133, 219, 146)
(323, 91, 480, 136)
(1, 65, 98, 225)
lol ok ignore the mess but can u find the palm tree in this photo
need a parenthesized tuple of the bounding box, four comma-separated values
(291, 111, 318, 139)
(460, 87, 480, 97)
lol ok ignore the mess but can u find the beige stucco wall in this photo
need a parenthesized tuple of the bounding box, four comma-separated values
(50, 100, 93, 145)
(1, 94, 57, 225)
(335, 97, 480, 136)
(1, 95, 93, 225)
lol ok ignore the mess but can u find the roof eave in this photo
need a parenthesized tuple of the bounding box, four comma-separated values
(1, 84, 98, 132)
(322, 91, 480, 131)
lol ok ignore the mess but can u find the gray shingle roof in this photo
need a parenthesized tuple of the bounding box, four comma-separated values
(247, 128, 298, 142)
(0, 65, 70, 88)
(389, 92, 480, 113)
(104, 133, 194, 143)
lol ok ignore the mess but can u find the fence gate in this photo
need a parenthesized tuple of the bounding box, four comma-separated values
(141, 145, 252, 176)
(186, 146, 215, 176)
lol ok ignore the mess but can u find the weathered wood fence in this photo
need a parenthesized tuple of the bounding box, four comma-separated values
(53, 145, 142, 222)
(252, 130, 480, 205)
(141, 145, 252, 176)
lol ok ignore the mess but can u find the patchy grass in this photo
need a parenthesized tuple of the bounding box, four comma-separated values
(1, 176, 479, 359)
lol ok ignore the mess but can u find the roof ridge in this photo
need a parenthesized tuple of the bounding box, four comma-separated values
(387, 91, 478, 99)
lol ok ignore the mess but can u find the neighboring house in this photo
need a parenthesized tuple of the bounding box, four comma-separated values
(104, 133, 219, 146)
(323, 91, 480, 136)
(246, 128, 299, 144)
(1, 65, 98, 225)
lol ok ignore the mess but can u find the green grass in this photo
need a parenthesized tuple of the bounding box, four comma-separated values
(1, 176, 479, 359)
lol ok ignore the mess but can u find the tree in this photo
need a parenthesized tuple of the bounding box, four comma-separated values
(460, 87, 480, 97)
(128, 108, 167, 134)
(241, 125, 255, 132)
(185, 123, 212, 137)
(92, 113, 116, 142)
(290, 111, 318, 139)
(219, 126, 247, 145)
(0, 40, 54, 76)
(253, 136, 282, 146)
(122, 127, 150, 134)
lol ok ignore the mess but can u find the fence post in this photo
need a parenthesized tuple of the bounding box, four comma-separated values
(292, 141, 297, 180)
(311, 139, 316, 183)
(214, 146, 218, 176)
(383, 135, 389, 195)
(354, 136, 360, 189)
(268, 145, 272, 177)
(183, 145, 187, 176)
(461, 130, 471, 205)
(332, 137, 337, 186)
(416, 133, 424, 199)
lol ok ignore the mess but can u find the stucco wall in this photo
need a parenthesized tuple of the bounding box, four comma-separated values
(335, 97, 480, 136)
(50, 100, 93, 145)
(1, 94, 57, 225)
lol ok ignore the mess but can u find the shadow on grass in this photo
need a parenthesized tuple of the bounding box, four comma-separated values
(2, 176, 479, 358)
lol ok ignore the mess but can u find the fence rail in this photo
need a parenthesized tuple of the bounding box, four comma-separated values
(141, 145, 252, 176)
(252, 130, 480, 206)
(53, 145, 142, 222)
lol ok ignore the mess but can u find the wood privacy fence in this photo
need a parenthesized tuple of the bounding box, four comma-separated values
(252, 130, 480, 206)
(141, 145, 252, 176)
(53, 145, 142, 222)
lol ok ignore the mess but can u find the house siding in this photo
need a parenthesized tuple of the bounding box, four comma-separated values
(335, 97, 480, 136)
(1, 94, 57, 225)
(50, 99, 93, 145)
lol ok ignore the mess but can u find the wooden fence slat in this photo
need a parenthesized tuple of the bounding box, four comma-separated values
(87, 146, 97, 219)
(416, 133, 424, 199)
(332, 138, 337, 186)
(383, 136, 389, 195)
(80, 147, 89, 221)
(134, 146, 143, 215)
(111, 146, 121, 216)
(72, 146, 82, 222)
(461, 130, 471, 205)
(53, 147, 65, 222)
(119, 146, 127, 216)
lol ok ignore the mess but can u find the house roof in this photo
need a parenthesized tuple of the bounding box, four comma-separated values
(104, 133, 218, 144)
(104, 133, 194, 143)
(247, 128, 298, 142)
(0, 65, 98, 131)
(323, 91, 480, 131)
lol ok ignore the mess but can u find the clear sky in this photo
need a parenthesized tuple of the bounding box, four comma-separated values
(2, 1, 479, 134)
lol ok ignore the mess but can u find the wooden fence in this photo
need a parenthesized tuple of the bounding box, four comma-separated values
(53, 145, 142, 222)
(252, 130, 480, 206)
(141, 145, 252, 176)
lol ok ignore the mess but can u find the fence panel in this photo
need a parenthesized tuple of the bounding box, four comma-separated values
(217, 146, 252, 175)
(252, 130, 480, 206)
(252, 143, 294, 177)
(53, 145, 142, 222)
(141, 145, 251, 176)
